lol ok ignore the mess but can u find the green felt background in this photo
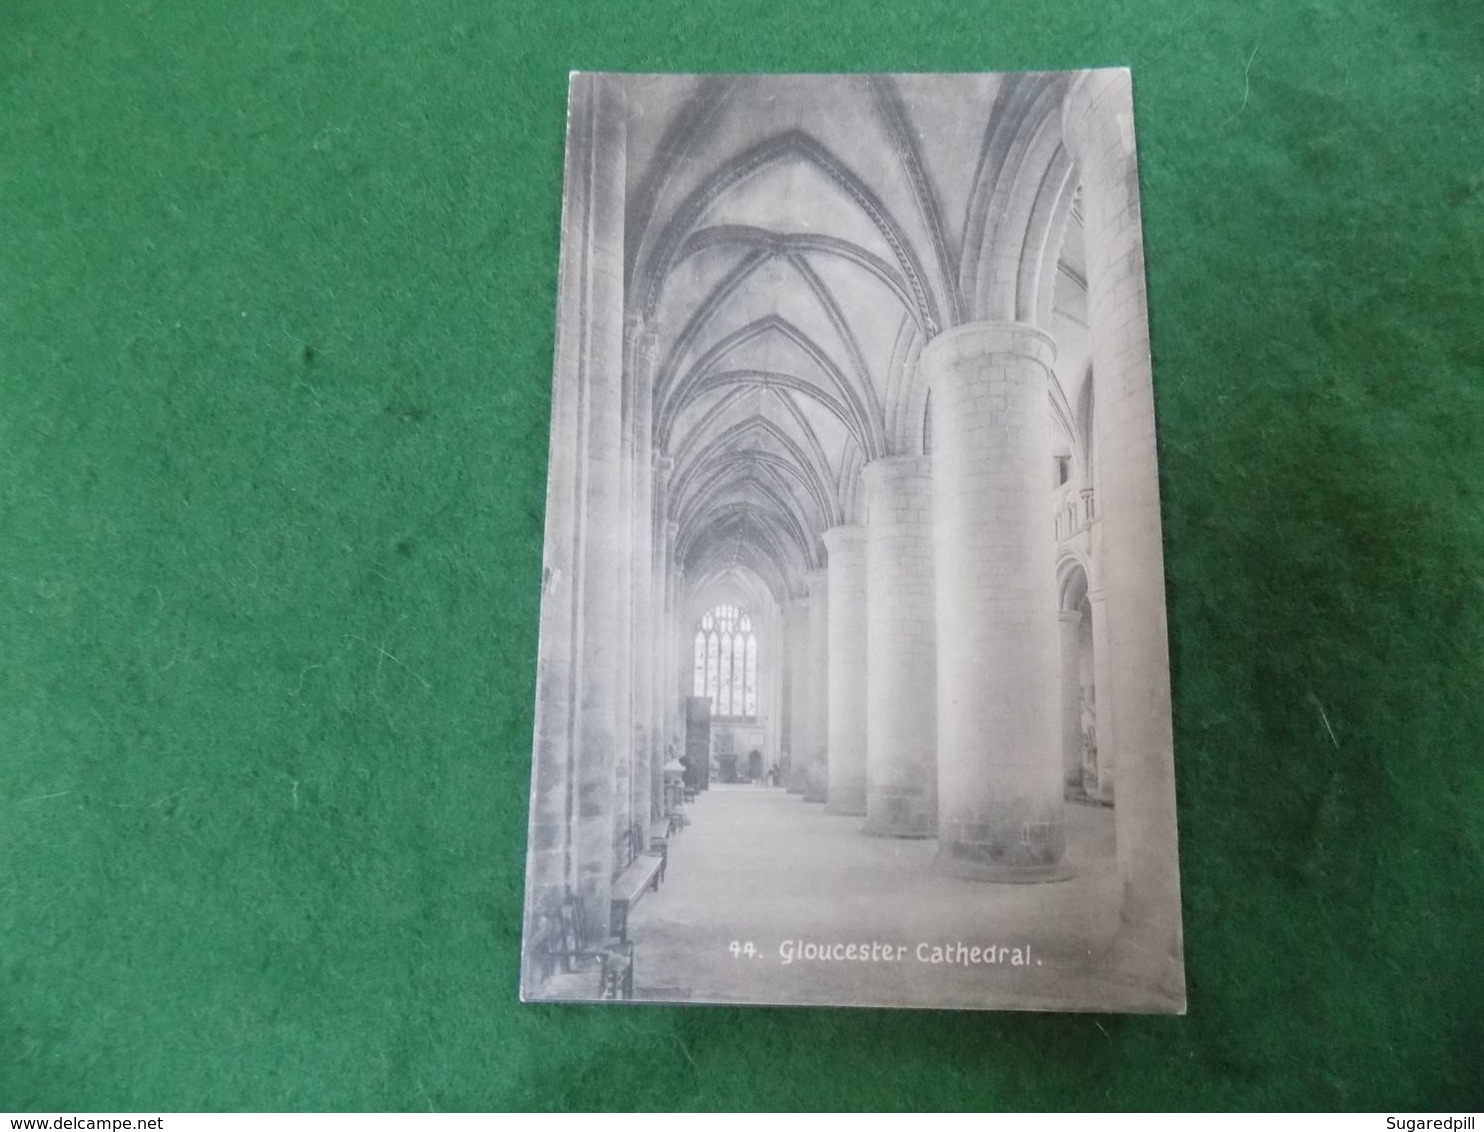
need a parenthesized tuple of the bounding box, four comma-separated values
(2, 0, 1481, 1112)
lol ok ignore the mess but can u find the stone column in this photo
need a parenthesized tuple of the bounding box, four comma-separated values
(1064, 71, 1181, 971)
(801, 567, 830, 803)
(821, 528, 867, 814)
(862, 457, 937, 837)
(784, 595, 811, 794)
(922, 321, 1069, 881)
(1088, 589, 1115, 802)
(625, 431, 655, 848)
(612, 352, 637, 859)
(525, 73, 626, 948)
(666, 526, 683, 767)
(649, 458, 673, 818)
(1059, 609, 1083, 795)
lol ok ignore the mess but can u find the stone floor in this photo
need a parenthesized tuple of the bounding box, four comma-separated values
(628, 784, 1137, 1011)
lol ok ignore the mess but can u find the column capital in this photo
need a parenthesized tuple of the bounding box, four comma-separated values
(653, 453, 674, 476)
(919, 319, 1057, 375)
(821, 524, 868, 558)
(1059, 609, 1083, 625)
(861, 454, 931, 494)
(1061, 68, 1136, 166)
(804, 567, 829, 594)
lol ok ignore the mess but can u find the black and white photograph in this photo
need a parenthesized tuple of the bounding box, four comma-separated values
(521, 69, 1185, 1013)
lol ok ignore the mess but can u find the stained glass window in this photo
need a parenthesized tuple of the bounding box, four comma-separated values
(690, 603, 758, 719)
(692, 630, 707, 696)
(718, 629, 733, 715)
(744, 634, 757, 716)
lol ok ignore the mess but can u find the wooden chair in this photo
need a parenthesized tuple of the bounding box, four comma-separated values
(533, 895, 633, 1000)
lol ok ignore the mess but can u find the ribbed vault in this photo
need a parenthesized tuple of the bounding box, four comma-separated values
(628, 74, 1097, 605)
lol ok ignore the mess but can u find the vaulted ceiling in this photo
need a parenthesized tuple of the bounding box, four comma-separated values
(624, 74, 1093, 606)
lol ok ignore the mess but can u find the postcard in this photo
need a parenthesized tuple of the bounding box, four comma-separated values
(521, 70, 1184, 1013)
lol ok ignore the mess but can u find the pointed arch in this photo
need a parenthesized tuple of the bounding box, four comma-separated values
(1056, 547, 1095, 609)
(883, 312, 927, 455)
(624, 75, 738, 279)
(784, 251, 886, 435)
(667, 386, 837, 508)
(1049, 366, 1079, 455)
(868, 75, 962, 325)
(635, 128, 942, 334)
(677, 476, 818, 569)
(652, 246, 773, 404)
(652, 247, 889, 441)
(959, 72, 1077, 326)
(674, 226, 924, 327)
(676, 460, 825, 556)
(657, 315, 884, 460)
(671, 415, 841, 530)
(679, 504, 812, 599)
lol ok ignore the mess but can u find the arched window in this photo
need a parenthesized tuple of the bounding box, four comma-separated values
(692, 603, 758, 720)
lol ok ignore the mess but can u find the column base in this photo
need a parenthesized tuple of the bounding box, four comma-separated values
(933, 852, 1076, 884)
(825, 797, 865, 815)
(863, 818, 937, 839)
(802, 761, 829, 804)
(936, 797, 1069, 880)
(863, 786, 937, 838)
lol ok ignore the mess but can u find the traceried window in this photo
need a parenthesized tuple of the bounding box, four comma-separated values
(691, 603, 758, 719)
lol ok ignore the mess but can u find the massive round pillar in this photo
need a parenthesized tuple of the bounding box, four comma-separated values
(923, 320, 1070, 881)
(821, 528, 867, 814)
(862, 457, 937, 837)
(801, 568, 830, 803)
(1063, 70, 1180, 945)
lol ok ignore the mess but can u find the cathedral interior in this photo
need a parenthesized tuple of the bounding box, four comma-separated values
(523, 70, 1184, 1011)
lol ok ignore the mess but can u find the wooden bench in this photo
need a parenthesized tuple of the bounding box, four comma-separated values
(531, 896, 632, 1000)
(649, 822, 672, 879)
(609, 823, 664, 944)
